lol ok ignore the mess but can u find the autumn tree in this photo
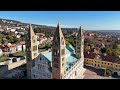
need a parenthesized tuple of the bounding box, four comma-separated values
(106, 48, 113, 56)
(84, 45, 91, 52)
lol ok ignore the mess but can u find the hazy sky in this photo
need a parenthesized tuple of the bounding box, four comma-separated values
(0, 11, 120, 30)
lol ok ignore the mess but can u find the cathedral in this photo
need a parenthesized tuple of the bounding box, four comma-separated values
(26, 23, 85, 79)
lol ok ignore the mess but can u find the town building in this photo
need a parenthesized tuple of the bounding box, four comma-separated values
(84, 52, 120, 76)
(0, 48, 3, 56)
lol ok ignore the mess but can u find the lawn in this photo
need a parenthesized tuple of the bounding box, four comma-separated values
(38, 49, 47, 53)
(12, 51, 26, 56)
(0, 56, 9, 62)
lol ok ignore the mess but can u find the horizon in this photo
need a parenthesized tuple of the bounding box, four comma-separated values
(1, 11, 120, 30)
(1, 17, 120, 31)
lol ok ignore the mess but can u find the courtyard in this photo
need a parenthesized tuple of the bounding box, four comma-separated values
(83, 66, 118, 79)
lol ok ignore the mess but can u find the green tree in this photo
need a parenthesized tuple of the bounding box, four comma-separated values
(100, 47, 107, 53)
(112, 49, 119, 56)
(0, 38, 2, 44)
(117, 44, 120, 50)
(106, 69, 112, 77)
(66, 41, 70, 46)
(44, 43, 51, 50)
(113, 43, 118, 49)
(2, 37, 8, 44)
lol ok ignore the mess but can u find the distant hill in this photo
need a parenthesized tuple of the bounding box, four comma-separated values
(0, 18, 78, 31)
(87, 30, 120, 33)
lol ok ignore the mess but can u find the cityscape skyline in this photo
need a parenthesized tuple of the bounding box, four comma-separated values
(0, 11, 120, 30)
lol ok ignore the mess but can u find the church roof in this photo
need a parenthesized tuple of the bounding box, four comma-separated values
(42, 45, 77, 71)
(66, 54, 77, 70)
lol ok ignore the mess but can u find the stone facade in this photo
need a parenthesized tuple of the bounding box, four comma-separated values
(52, 23, 66, 79)
(26, 24, 38, 79)
(27, 23, 85, 79)
(76, 26, 84, 59)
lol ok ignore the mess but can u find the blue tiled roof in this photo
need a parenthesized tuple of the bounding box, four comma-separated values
(43, 52, 52, 61)
(66, 54, 77, 70)
(66, 45, 75, 54)
(42, 45, 77, 71)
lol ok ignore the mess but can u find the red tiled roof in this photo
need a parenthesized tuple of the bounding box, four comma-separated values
(20, 41, 25, 45)
(84, 52, 97, 59)
(84, 52, 120, 64)
(5, 44, 16, 48)
(0, 44, 16, 48)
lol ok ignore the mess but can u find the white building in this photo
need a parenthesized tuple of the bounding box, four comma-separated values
(0, 48, 3, 56)
(16, 44, 22, 51)
(16, 35, 21, 38)
(10, 29, 16, 32)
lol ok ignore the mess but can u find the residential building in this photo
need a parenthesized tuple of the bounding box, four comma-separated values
(16, 44, 22, 51)
(84, 52, 120, 76)
(0, 48, 2, 56)
(0, 44, 17, 54)
(20, 41, 26, 51)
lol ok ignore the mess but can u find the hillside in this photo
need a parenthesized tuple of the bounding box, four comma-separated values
(0, 18, 78, 31)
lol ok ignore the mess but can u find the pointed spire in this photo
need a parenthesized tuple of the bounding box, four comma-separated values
(55, 22, 63, 36)
(58, 20, 60, 25)
(28, 23, 35, 38)
(80, 26, 82, 30)
(77, 25, 84, 38)
(29, 23, 33, 31)
(57, 21, 61, 32)
(52, 22, 65, 46)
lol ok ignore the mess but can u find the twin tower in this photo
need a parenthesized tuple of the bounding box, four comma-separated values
(26, 23, 84, 79)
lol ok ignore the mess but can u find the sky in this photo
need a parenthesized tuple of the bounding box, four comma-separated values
(0, 11, 120, 30)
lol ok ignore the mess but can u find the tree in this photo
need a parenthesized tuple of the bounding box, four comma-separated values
(117, 44, 120, 50)
(84, 45, 91, 52)
(66, 41, 71, 46)
(100, 47, 107, 53)
(0, 38, 2, 44)
(106, 69, 112, 77)
(2, 37, 8, 44)
(12, 38, 19, 44)
(106, 48, 113, 56)
(44, 43, 51, 50)
(113, 43, 118, 49)
(112, 49, 119, 56)
(96, 47, 100, 51)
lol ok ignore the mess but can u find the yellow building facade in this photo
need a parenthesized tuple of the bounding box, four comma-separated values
(84, 58, 120, 75)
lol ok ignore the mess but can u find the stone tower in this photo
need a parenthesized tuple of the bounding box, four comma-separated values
(76, 26, 84, 59)
(52, 23, 66, 79)
(26, 24, 38, 79)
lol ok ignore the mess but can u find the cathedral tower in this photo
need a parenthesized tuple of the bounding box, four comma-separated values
(76, 26, 84, 59)
(52, 23, 66, 79)
(26, 24, 38, 79)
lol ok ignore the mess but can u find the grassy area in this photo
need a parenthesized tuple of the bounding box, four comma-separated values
(0, 56, 9, 62)
(38, 49, 47, 53)
(38, 42, 51, 53)
(12, 51, 26, 56)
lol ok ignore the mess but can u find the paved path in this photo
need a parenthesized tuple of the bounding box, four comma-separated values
(76, 68, 86, 79)
(83, 66, 117, 79)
